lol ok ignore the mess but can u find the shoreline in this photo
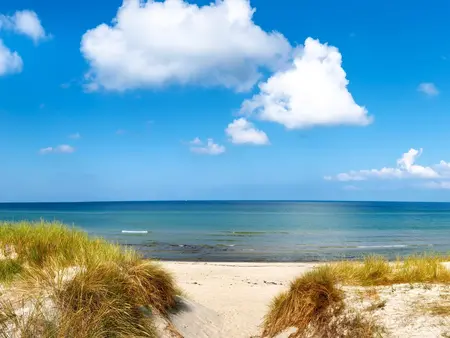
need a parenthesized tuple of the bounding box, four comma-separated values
(147, 252, 449, 264)
(125, 241, 445, 263)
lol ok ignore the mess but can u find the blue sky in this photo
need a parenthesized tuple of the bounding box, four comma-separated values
(1, 0, 450, 202)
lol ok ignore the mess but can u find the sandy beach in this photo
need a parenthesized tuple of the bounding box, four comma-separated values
(164, 261, 450, 338)
(163, 262, 316, 337)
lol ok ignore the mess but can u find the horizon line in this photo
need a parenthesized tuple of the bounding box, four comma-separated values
(0, 199, 449, 204)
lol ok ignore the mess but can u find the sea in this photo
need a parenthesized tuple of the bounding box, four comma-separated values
(0, 201, 449, 262)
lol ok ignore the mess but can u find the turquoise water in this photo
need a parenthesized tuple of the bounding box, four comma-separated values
(0, 201, 449, 261)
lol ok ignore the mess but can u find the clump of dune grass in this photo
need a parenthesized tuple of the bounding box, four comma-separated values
(328, 254, 450, 286)
(0, 221, 178, 338)
(262, 266, 381, 338)
(54, 262, 158, 337)
(0, 221, 138, 277)
(12, 260, 174, 337)
(262, 266, 342, 337)
(263, 253, 450, 337)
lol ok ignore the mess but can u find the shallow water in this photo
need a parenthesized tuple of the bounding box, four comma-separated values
(0, 201, 449, 261)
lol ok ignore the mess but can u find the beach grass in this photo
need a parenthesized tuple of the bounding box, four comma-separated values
(262, 266, 382, 338)
(328, 254, 450, 286)
(0, 220, 177, 337)
(263, 254, 450, 337)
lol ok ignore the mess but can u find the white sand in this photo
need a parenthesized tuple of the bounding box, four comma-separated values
(163, 262, 316, 337)
(163, 261, 450, 338)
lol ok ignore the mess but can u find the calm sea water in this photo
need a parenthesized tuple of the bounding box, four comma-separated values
(0, 201, 449, 262)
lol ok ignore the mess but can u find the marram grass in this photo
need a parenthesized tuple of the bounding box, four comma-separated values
(0, 221, 177, 338)
(263, 254, 450, 337)
(262, 266, 382, 338)
(328, 254, 450, 286)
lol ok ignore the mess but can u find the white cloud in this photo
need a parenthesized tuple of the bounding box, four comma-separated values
(0, 10, 48, 43)
(0, 10, 47, 76)
(326, 148, 442, 181)
(39, 145, 75, 154)
(56, 145, 75, 153)
(241, 37, 371, 129)
(189, 137, 202, 145)
(69, 133, 81, 139)
(418, 82, 439, 96)
(81, 0, 291, 92)
(190, 138, 225, 155)
(225, 118, 269, 145)
(39, 147, 53, 155)
(435, 160, 450, 175)
(0, 40, 22, 75)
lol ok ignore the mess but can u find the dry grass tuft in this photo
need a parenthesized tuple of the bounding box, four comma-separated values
(262, 266, 342, 337)
(124, 259, 177, 313)
(0, 299, 57, 338)
(263, 254, 450, 337)
(323, 312, 384, 338)
(262, 266, 381, 337)
(53, 262, 158, 337)
(422, 301, 450, 317)
(328, 254, 450, 286)
(0, 221, 178, 338)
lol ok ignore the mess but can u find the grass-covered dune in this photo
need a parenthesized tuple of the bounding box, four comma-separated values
(0, 221, 177, 337)
(263, 255, 450, 338)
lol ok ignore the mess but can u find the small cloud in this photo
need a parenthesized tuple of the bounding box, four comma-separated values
(39, 147, 53, 155)
(349, 32, 356, 38)
(189, 137, 202, 145)
(441, 56, 448, 61)
(39, 144, 75, 155)
(225, 118, 269, 145)
(418, 82, 439, 96)
(56, 145, 75, 153)
(0, 40, 22, 76)
(39, 103, 45, 109)
(190, 138, 225, 155)
(116, 129, 126, 135)
(69, 132, 81, 139)
(0, 10, 49, 44)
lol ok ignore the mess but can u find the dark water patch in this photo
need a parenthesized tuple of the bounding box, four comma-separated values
(213, 239, 240, 243)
